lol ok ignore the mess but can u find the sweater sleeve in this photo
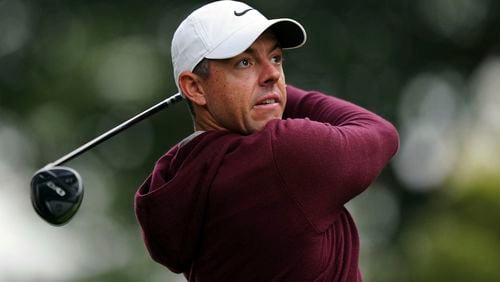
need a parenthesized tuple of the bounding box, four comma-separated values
(271, 85, 399, 232)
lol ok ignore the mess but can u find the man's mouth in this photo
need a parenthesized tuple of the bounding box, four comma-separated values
(257, 98, 277, 105)
(254, 93, 281, 107)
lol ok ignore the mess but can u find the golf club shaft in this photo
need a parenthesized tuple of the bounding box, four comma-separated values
(45, 93, 184, 168)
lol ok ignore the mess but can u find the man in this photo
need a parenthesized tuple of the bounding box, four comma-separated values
(135, 1, 399, 281)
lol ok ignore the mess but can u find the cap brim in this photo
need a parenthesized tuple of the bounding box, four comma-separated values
(205, 18, 306, 60)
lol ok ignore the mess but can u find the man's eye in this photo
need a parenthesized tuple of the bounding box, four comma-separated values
(237, 59, 251, 68)
(271, 55, 283, 64)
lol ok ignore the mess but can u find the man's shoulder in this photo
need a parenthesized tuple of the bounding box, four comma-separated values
(175, 118, 322, 154)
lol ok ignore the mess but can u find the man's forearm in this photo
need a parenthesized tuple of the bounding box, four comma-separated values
(284, 85, 388, 128)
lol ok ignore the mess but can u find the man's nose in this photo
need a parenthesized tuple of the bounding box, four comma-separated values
(259, 60, 281, 86)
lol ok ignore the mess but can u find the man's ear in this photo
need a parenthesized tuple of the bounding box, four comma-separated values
(178, 71, 207, 106)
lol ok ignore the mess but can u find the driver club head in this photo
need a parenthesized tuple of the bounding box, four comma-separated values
(31, 166, 84, 226)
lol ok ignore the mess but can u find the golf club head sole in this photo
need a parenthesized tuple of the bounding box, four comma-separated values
(31, 166, 84, 226)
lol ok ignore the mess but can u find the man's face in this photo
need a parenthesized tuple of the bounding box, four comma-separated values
(199, 32, 287, 134)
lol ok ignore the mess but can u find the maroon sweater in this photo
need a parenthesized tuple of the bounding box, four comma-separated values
(135, 85, 399, 281)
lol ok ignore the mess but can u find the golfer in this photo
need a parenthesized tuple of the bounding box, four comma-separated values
(135, 1, 399, 281)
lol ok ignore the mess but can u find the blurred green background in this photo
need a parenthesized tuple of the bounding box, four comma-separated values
(1, 0, 500, 281)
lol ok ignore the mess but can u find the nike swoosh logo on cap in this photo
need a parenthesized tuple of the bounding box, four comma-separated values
(234, 8, 254, 16)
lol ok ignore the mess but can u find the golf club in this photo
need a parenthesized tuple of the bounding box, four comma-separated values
(31, 93, 184, 226)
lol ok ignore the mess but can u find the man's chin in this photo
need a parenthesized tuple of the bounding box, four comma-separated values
(249, 116, 282, 133)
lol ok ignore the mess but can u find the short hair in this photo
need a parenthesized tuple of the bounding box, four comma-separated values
(193, 58, 210, 80)
(185, 59, 210, 117)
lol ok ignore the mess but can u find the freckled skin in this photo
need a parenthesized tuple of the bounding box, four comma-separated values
(194, 32, 287, 135)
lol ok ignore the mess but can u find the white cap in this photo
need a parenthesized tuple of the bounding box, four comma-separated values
(171, 0, 307, 93)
